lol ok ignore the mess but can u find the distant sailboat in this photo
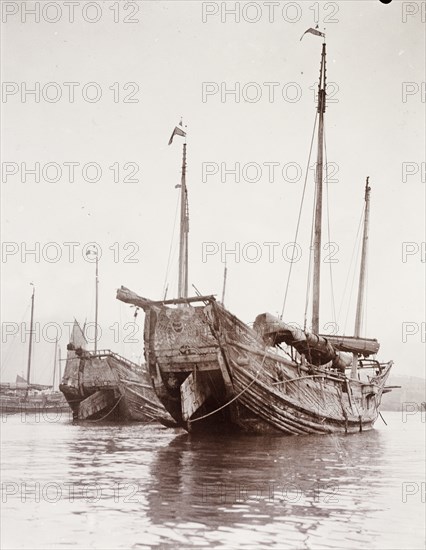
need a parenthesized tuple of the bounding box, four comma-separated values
(0, 285, 69, 414)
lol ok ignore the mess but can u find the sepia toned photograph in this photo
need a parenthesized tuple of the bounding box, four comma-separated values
(1, 1, 425, 548)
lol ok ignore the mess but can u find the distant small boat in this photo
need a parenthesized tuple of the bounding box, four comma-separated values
(0, 388, 69, 415)
(0, 285, 69, 415)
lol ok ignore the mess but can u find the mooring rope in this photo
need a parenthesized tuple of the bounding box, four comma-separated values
(83, 394, 124, 423)
(379, 411, 387, 425)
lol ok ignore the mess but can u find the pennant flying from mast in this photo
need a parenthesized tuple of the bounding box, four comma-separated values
(168, 122, 186, 145)
(300, 27, 325, 41)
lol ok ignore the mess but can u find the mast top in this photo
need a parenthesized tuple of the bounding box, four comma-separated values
(317, 42, 327, 115)
(365, 176, 371, 199)
(300, 27, 326, 43)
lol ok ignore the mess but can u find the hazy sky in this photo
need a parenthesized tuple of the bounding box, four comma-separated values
(1, 0, 425, 383)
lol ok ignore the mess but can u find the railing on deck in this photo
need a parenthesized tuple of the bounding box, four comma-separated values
(89, 349, 143, 370)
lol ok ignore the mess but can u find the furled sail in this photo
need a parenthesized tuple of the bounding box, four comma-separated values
(253, 313, 352, 372)
(319, 334, 379, 356)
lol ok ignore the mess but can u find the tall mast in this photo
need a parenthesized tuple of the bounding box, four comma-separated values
(52, 337, 58, 390)
(26, 284, 35, 386)
(178, 141, 188, 299)
(311, 41, 327, 334)
(354, 177, 371, 337)
(58, 346, 62, 386)
(351, 178, 371, 378)
(86, 247, 99, 352)
(221, 262, 228, 304)
(94, 253, 99, 352)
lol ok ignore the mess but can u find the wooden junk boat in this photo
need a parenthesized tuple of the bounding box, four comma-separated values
(60, 245, 175, 423)
(117, 32, 393, 434)
(60, 321, 175, 423)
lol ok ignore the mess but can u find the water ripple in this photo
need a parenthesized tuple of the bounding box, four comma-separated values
(1, 412, 424, 549)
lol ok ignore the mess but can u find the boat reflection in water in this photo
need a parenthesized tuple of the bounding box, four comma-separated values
(146, 431, 393, 547)
(2, 413, 424, 549)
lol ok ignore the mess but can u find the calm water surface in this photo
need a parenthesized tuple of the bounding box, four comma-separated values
(1, 411, 424, 549)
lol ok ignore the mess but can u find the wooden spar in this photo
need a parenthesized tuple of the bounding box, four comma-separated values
(321, 334, 379, 355)
(116, 286, 215, 309)
(156, 294, 216, 305)
(58, 346, 62, 385)
(86, 247, 99, 352)
(178, 142, 188, 299)
(52, 338, 58, 390)
(26, 284, 35, 387)
(312, 41, 327, 335)
(355, 178, 371, 336)
(95, 253, 99, 352)
(221, 263, 227, 304)
(351, 178, 371, 377)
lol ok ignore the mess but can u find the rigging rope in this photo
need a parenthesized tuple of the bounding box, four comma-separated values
(342, 209, 364, 334)
(337, 205, 364, 330)
(280, 113, 319, 320)
(303, 167, 317, 331)
(162, 191, 180, 298)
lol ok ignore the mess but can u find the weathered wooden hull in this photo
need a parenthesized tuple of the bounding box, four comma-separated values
(143, 300, 392, 435)
(60, 350, 175, 423)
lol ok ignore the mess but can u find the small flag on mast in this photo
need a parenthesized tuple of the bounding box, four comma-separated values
(300, 27, 325, 41)
(168, 121, 186, 145)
